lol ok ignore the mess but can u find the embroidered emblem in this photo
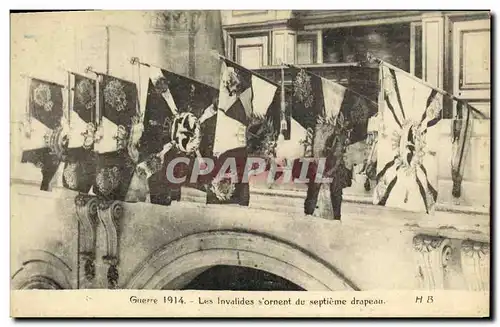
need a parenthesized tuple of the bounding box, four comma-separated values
(33, 83, 54, 112)
(392, 120, 426, 174)
(104, 79, 127, 112)
(43, 126, 68, 160)
(152, 75, 169, 94)
(63, 163, 79, 189)
(426, 93, 443, 122)
(76, 78, 96, 110)
(82, 122, 97, 149)
(293, 69, 314, 108)
(96, 166, 121, 196)
(114, 125, 129, 150)
(171, 112, 201, 154)
(350, 98, 370, 125)
(210, 177, 236, 201)
(222, 66, 244, 97)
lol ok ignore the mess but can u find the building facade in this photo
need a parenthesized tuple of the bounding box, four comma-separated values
(10, 11, 490, 294)
(221, 10, 491, 211)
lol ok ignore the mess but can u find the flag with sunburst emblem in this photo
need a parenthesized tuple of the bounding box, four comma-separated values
(20, 78, 67, 191)
(373, 63, 443, 213)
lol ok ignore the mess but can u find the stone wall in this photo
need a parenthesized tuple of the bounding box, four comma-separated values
(11, 183, 490, 291)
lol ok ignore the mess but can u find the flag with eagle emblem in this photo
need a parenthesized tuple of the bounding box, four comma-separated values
(373, 63, 443, 213)
(132, 66, 219, 205)
(20, 78, 68, 191)
(210, 58, 281, 206)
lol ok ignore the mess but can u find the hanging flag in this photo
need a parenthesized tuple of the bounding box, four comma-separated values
(62, 73, 97, 194)
(133, 65, 220, 205)
(92, 74, 139, 201)
(20, 78, 67, 191)
(373, 63, 443, 213)
(451, 101, 474, 198)
(209, 58, 280, 205)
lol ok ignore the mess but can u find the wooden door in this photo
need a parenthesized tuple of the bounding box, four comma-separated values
(452, 19, 491, 117)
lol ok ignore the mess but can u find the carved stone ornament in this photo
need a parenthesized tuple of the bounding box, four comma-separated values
(97, 199, 124, 289)
(460, 240, 490, 291)
(413, 234, 452, 290)
(74, 194, 99, 285)
(148, 11, 203, 34)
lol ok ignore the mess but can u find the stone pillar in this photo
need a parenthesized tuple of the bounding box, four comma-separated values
(137, 10, 223, 88)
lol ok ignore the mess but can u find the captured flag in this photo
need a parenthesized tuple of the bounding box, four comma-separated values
(133, 66, 219, 205)
(451, 101, 477, 198)
(289, 67, 378, 154)
(209, 58, 281, 205)
(20, 78, 67, 191)
(94, 74, 139, 154)
(92, 74, 139, 201)
(62, 73, 97, 193)
(373, 64, 442, 213)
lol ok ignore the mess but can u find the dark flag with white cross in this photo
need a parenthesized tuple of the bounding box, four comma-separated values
(132, 66, 219, 205)
(209, 58, 280, 206)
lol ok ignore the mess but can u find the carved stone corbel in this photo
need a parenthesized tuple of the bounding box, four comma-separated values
(413, 234, 452, 290)
(74, 194, 98, 287)
(97, 199, 124, 289)
(460, 240, 490, 291)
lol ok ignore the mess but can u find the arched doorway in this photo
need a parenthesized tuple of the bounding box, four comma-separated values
(180, 265, 305, 291)
(125, 230, 358, 291)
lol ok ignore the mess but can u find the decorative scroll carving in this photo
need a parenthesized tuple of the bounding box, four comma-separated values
(460, 240, 490, 291)
(74, 194, 98, 285)
(413, 234, 452, 290)
(97, 199, 124, 289)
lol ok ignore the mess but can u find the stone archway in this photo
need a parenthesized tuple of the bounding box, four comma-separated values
(11, 250, 73, 290)
(125, 230, 359, 291)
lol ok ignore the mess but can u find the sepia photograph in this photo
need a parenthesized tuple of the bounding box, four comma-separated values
(9, 9, 491, 318)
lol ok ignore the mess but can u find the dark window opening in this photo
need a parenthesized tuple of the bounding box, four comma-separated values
(181, 265, 305, 291)
(322, 23, 412, 72)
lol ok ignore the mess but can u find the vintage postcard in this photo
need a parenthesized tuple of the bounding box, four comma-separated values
(10, 10, 491, 318)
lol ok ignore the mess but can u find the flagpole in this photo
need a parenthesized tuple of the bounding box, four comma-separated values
(210, 52, 281, 88)
(66, 71, 72, 125)
(279, 60, 287, 137)
(86, 66, 101, 125)
(19, 73, 66, 89)
(284, 63, 378, 108)
(130, 57, 218, 90)
(366, 52, 487, 118)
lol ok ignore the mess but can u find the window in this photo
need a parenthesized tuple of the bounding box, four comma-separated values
(296, 34, 317, 65)
(322, 23, 412, 72)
